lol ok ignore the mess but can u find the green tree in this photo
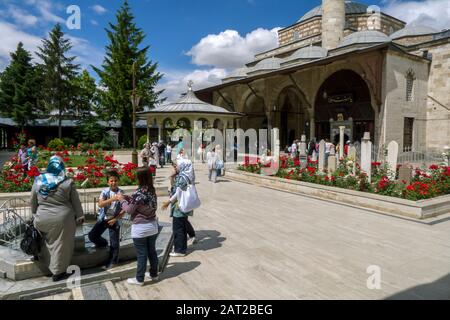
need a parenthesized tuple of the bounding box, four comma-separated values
(93, 0, 164, 147)
(71, 69, 98, 118)
(36, 23, 80, 138)
(0, 42, 40, 128)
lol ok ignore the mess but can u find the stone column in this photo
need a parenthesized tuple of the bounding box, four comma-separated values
(339, 126, 345, 159)
(310, 117, 316, 140)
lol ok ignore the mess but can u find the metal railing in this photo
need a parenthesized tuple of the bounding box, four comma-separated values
(398, 147, 444, 166)
(0, 199, 31, 249)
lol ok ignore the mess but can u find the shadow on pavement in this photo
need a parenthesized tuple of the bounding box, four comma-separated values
(386, 274, 450, 300)
(160, 261, 201, 281)
(190, 230, 226, 252)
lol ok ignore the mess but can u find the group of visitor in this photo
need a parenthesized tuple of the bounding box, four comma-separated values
(140, 141, 173, 176)
(30, 153, 201, 285)
(285, 138, 352, 165)
(18, 139, 39, 175)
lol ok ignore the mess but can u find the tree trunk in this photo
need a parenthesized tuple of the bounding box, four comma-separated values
(59, 108, 62, 139)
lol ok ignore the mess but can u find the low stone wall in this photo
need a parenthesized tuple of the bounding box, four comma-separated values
(0, 185, 168, 206)
(226, 170, 450, 220)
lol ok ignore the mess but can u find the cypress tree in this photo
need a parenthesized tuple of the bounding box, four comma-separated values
(93, 0, 163, 147)
(36, 23, 80, 138)
(0, 42, 40, 129)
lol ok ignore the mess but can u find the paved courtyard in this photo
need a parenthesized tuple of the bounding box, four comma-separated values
(36, 163, 450, 300)
(80, 164, 450, 300)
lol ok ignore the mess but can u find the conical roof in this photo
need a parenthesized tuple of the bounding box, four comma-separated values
(139, 82, 243, 116)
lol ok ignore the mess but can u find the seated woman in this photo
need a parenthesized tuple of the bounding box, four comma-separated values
(31, 156, 85, 282)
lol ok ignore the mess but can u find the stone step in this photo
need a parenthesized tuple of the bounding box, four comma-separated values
(0, 222, 173, 299)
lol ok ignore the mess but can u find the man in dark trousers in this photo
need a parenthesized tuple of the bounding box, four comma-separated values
(158, 141, 166, 168)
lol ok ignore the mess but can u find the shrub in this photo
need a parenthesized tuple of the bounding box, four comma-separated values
(138, 135, 148, 150)
(48, 138, 65, 150)
(62, 137, 76, 148)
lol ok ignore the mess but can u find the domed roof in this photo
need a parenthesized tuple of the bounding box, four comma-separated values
(286, 46, 328, 61)
(248, 57, 282, 74)
(338, 30, 391, 48)
(145, 82, 242, 116)
(299, 1, 369, 22)
(390, 25, 438, 39)
(222, 67, 248, 83)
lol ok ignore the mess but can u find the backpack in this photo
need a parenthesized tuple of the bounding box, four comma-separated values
(20, 219, 42, 258)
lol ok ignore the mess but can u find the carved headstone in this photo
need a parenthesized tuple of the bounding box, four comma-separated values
(398, 166, 412, 185)
(361, 133, 372, 182)
(328, 155, 337, 173)
(319, 140, 326, 172)
(387, 141, 399, 180)
(339, 126, 346, 159)
(299, 135, 308, 169)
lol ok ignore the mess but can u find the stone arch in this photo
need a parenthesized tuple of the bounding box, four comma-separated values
(216, 92, 236, 112)
(314, 69, 375, 143)
(275, 85, 311, 146)
(177, 118, 191, 130)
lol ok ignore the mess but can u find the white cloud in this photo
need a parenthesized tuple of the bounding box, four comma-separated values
(67, 35, 104, 71)
(33, 0, 65, 24)
(90, 19, 99, 26)
(91, 4, 107, 15)
(187, 28, 280, 69)
(157, 68, 227, 104)
(7, 5, 39, 27)
(382, 0, 450, 31)
(0, 21, 41, 69)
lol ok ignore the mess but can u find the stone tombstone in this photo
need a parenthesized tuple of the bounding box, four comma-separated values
(387, 141, 399, 180)
(328, 155, 337, 173)
(354, 141, 361, 162)
(318, 140, 326, 172)
(348, 146, 357, 175)
(360, 132, 372, 182)
(339, 126, 346, 159)
(299, 135, 307, 156)
(398, 166, 412, 185)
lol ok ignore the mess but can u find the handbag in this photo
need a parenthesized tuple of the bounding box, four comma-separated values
(216, 159, 224, 170)
(178, 184, 201, 213)
(20, 219, 42, 258)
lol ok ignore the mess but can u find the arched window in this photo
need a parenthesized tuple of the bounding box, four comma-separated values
(177, 118, 191, 129)
(406, 69, 416, 102)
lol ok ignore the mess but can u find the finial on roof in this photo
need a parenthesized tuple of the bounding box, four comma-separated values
(187, 80, 194, 91)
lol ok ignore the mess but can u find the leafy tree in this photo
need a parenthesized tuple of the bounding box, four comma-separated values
(36, 23, 80, 138)
(75, 116, 105, 144)
(93, 0, 164, 147)
(0, 42, 40, 128)
(71, 69, 98, 118)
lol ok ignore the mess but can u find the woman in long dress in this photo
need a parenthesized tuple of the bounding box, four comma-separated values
(31, 156, 85, 282)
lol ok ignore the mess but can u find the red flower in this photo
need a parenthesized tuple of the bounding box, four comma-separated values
(429, 165, 439, 170)
(27, 166, 40, 177)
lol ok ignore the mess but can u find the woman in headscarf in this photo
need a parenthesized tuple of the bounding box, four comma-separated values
(140, 143, 151, 167)
(162, 159, 197, 257)
(31, 156, 84, 282)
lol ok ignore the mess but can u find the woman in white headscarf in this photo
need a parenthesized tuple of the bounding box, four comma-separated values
(162, 159, 198, 256)
(140, 143, 151, 167)
(31, 156, 84, 282)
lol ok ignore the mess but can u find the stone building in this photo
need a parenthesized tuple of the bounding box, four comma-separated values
(196, 0, 450, 153)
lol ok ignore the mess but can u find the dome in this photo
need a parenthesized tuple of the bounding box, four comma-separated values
(390, 25, 438, 39)
(299, 1, 369, 22)
(222, 67, 248, 83)
(248, 57, 282, 74)
(286, 46, 328, 61)
(338, 30, 391, 48)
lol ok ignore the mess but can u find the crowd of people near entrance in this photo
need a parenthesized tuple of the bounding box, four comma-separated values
(285, 138, 353, 165)
(30, 145, 202, 285)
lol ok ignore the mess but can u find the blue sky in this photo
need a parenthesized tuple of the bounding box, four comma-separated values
(0, 0, 448, 101)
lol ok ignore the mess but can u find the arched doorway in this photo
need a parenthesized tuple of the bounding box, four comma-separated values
(276, 87, 308, 147)
(315, 70, 375, 143)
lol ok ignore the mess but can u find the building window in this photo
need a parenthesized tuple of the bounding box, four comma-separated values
(406, 69, 416, 102)
(292, 31, 300, 42)
(403, 117, 414, 151)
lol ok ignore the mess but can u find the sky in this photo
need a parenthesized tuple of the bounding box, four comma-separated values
(0, 0, 449, 103)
